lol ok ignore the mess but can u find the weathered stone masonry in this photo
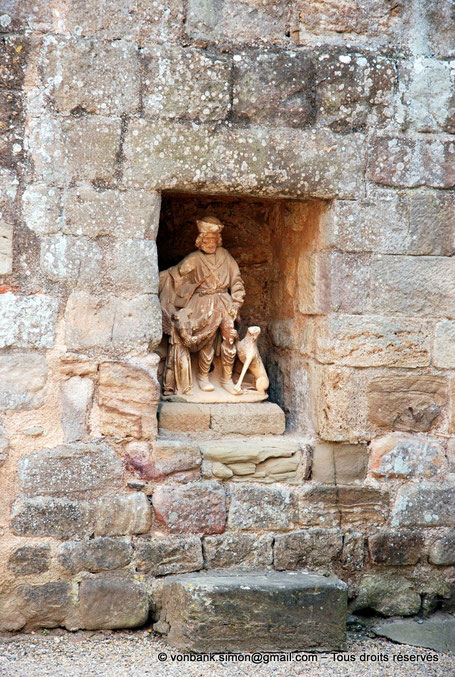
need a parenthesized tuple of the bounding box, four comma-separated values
(0, 0, 454, 629)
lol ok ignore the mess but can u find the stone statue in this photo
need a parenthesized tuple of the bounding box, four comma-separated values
(158, 216, 268, 402)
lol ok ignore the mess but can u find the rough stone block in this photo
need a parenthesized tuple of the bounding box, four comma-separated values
(315, 52, 396, 132)
(297, 0, 406, 39)
(142, 45, 230, 122)
(153, 482, 226, 535)
(123, 120, 364, 199)
(296, 485, 340, 528)
(158, 402, 210, 433)
(98, 361, 160, 440)
(209, 403, 285, 435)
(369, 433, 446, 479)
(367, 374, 447, 432)
(369, 256, 455, 317)
(368, 530, 424, 566)
(29, 115, 121, 185)
(0, 220, 12, 274)
(61, 376, 94, 443)
(63, 186, 161, 240)
(22, 184, 62, 236)
(233, 50, 313, 127)
(0, 423, 8, 467)
(405, 189, 455, 255)
(7, 545, 51, 575)
(425, 137, 455, 188)
(187, 0, 291, 45)
(79, 578, 149, 630)
(42, 38, 140, 115)
(107, 239, 158, 292)
(391, 484, 455, 528)
(404, 58, 454, 134)
(352, 574, 421, 617)
(19, 582, 71, 628)
(94, 493, 152, 537)
(341, 531, 364, 571)
(311, 443, 367, 484)
(0, 0, 52, 33)
(0, 35, 29, 90)
(11, 497, 94, 540)
(65, 291, 162, 351)
(161, 571, 347, 651)
(0, 353, 47, 410)
(315, 314, 430, 368)
(368, 135, 425, 188)
(426, 0, 455, 57)
(126, 439, 201, 481)
(434, 321, 455, 368)
(0, 167, 18, 204)
(274, 529, 342, 570)
(59, 354, 98, 379)
(135, 535, 203, 575)
(41, 236, 102, 285)
(337, 486, 389, 527)
(18, 442, 123, 497)
(0, 294, 58, 349)
(58, 538, 132, 574)
(228, 484, 296, 531)
(0, 89, 23, 165)
(429, 533, 455, 566)
(311, 364, 368, 442)
(204, 533, 273, 569)
(52, 0, 185, 42)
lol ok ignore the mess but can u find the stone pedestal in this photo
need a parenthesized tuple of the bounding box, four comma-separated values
(159, 570, 347, 652)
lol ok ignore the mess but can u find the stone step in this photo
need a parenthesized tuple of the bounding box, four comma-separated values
(158, 401, 286, 437)
(159, 570, 347, 652)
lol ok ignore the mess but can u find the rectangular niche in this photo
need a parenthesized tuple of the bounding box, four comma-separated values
(157, 192, 328, 432)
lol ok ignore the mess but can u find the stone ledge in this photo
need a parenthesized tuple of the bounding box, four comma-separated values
(160, 570, 347, 652)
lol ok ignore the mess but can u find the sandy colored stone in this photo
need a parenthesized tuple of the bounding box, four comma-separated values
(42, 38, 140, 116)
(200, 437, 300, 465)
(59, 354, 98, 378)
(315, 314, 430, 368)
(367, 374, 447, 432)
(391, 483, 455, 528)
(8, 545, 51, 576)
(135, 535, 203, 575)
(337, 486, 389, 527)
(352, 573, 421, 617)
(226, 461, 256, 475)
(297, 0, 406, 38)
(341, 531, 364, 571)
(255, 454, 300, 475)
(98, 361, 160, 440)
(434, 320, 455, 368)
(0, 353, 48, 410)
(65, 292, 162, 351)
(94, 493, 152, 537)
(61, 377, 94, 442)
(125, 439, 201, 481)
(78, 578, 148, 630)
(311, 443, 367, 484)
(429, 532, 455, 566)
(158, 402, 211, 433)
(63, 186, 161, 240)
(296, 485, 340, 528)
(152, 481, 226, 534)
(22, 184, 61, 236)
(209, 403, 285, 435)
(19, 582, 72, 629)
(369, 433, 446, 478)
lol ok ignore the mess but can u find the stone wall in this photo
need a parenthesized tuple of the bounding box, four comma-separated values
(0, 0, 454, 629)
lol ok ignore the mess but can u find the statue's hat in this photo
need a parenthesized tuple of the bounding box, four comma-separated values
(196, 215, 224, 234)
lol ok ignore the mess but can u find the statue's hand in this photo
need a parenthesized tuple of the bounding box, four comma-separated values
(229, 305, 238, 319)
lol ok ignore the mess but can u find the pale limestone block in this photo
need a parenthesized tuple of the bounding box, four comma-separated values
(0, 167, 18, 204)
(0, 353, 48, 409)
(434, 320, 455, 368)
(41, 236, 102, 285)
(209, 402, 285, 435)
(0, 293, 58, 348)
(42, 38, 140, 115)
(200, 438, 300, 465)
(158, 402, 211, 433)
(22, 184, 61, 235)
(61, 377, 94, 442)
(369, 433, 446, 479)
(0, 221, 12, 274)
(64, 291, 162, 351)
(107, 239, 158, 292)
(63, 185, 161, 239)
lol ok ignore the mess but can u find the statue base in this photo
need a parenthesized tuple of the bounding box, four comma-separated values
(162, 355, 268, 404)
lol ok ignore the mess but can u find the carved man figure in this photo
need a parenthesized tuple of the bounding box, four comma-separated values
(159, 216, 245, 395)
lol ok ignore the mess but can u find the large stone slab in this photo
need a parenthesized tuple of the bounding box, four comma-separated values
(210, 403, 285, 435)
(373, 614, 455, 654)
(78, 578, 149, 630)
(152, 482, 226, 535)
(158, 402, 210, 433)
(160, 571, 347, 651)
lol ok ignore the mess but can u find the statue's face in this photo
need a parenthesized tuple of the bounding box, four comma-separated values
(199, 233, 218, 254)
